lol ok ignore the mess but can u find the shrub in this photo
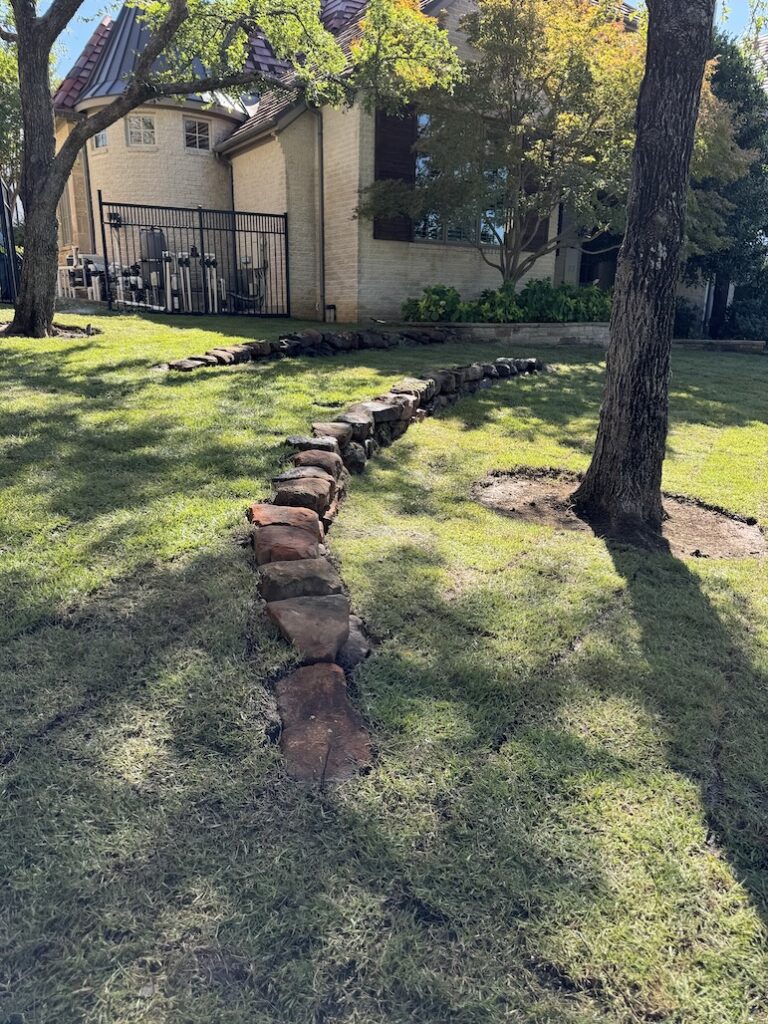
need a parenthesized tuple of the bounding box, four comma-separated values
(673, 298, 700, 339)
(402, 280, 612, 324)
(722, 298, 768, 341)
(401, 284, 462, 322)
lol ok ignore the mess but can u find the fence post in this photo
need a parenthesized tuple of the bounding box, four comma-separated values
(97, 190, 112, 310)
(198, 206, 208, 315)
(283, 212, 291, 318)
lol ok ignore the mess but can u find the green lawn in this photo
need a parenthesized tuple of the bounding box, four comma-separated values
(2, 310, 767, 1023)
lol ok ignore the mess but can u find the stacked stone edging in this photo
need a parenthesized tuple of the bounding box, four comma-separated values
(159, 326, 456, 372)
(247, 355, 547, 784)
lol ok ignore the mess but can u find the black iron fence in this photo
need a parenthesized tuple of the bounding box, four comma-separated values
(0, 179, 18, 303)
(98, 192, 290, 317)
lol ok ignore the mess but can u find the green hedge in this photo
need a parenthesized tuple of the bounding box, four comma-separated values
(402, 280, 612, 324)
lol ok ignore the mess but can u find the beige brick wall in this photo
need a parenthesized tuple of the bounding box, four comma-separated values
(355, 108, 557, 321)
(83, 105, 236, 256)
(55, 122, 94, 258)
(322, 105, 362, 323)
(231, 111, 321, 318)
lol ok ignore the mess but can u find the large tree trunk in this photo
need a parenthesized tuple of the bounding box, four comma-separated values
(572, 0, 716, 545)
(6, 12, 61, 338)
(708, 269, 730, 338)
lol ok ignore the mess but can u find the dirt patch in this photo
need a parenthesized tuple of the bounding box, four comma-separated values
(474, 469, 767, 560)
(1, 322, 102, 338)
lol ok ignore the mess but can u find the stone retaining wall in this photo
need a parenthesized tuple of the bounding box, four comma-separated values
(246, 355, 547, 784)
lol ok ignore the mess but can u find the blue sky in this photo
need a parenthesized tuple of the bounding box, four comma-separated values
(52, 0, 756, 77)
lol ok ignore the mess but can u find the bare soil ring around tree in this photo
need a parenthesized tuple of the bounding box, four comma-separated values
(474, 468, 767, 560)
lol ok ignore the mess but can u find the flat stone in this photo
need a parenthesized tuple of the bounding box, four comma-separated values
(219, 345, 252, 363)
(342, 441, 367, 474)
(494, 361, 512, 377)
(253, 524, 321, 565)
(324, 331, 359, 351)
(293, 449, 344, 479)
(287, 435, 340, 456)
(275, 663, 372, 782)
(186, 353, 219, 366)
(273, 466, 337, 494)
(208, 348, 237, 365)
(247, 503, 323, 540)
(169, 358, 206, 371)
(258, 557, 344, 602)
(425, 369, 457, 394)
(391, 377, 436, 402)
(337, 615, 372, 671)
(334, 410, 373, 441)
(353, 399, 402, 423)
(481, 363, 499, 377)
(312, 421, 354, 445)
(274, 477, 335, 515)
(245, 340, 272, 357)
(266, 594, 350, 663)
(384, 392, 417, 418)
(466, 363, 485, 381)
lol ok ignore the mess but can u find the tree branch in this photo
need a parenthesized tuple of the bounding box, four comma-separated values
(0, 26, 17, 42)
(38, 0, 86, 48)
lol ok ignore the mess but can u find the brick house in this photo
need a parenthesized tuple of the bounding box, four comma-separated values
(53, 0, 606, 322)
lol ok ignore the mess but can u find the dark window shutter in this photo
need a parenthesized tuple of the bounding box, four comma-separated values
(522, 211, 550, 254)
(373, 109, 416, 242)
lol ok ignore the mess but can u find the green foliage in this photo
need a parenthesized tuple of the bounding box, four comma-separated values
(674, 298, 701, 339)
(362, 0, 644, 283)
(721, 288, 768, 340)
(686, 33, 768, 285)
(0, 42, 21, 206)
(403, 280, 612, 323)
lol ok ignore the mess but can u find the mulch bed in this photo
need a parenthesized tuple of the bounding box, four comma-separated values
(474, 468, 767, 560)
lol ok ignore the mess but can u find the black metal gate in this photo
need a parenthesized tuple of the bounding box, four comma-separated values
(0, 179, 18, 303)
(98, 192, 290, 317)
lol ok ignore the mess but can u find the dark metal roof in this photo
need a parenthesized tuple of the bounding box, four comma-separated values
(73, 3, 246, 115)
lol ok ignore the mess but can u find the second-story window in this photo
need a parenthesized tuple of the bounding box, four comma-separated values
(126, 114, 156, 147)
(184, 118, 210, 151)
(92, 129, 108, 150)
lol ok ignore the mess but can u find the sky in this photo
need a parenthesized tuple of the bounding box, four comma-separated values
(51, 0, 757, 78)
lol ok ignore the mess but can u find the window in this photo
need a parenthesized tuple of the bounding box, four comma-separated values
(126, 114, 155, 147)
(184, 118, 210, 151)
(92, 129, 108, 150)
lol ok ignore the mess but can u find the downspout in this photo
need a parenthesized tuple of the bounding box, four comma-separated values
(311, 106, 327, 321)
(81, 142, 97, 252)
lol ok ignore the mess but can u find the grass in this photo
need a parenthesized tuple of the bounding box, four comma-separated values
(1, 309, 767, 1023)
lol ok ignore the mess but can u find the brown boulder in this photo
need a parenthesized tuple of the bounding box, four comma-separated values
(266, 594, 350, 662)
(292, 449, 344, 478)
(312, 421, 354, 446)
(254, 524, 320, 565)
(334, 409, 374, 441)
(273, 477, 335, 515)
(258, 557, 344, 602)
(273, 466, 337, 494)
(287, 435, 340, 455)
(275, 663, 373, 782)
(247, 503, 323, 540)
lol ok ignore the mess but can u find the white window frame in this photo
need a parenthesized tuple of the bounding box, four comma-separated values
(91, 128, 108, 151)
(184, 118, 211, 152)
(126, 114, 156, 148)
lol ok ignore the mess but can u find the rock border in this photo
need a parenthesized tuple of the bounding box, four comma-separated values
(156, 327, 456, 372)
(247, 355, 547, 783)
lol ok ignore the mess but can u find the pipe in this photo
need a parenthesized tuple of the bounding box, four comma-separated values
(311, 106, 327, 322)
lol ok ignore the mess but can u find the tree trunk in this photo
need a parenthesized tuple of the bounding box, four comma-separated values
(708, 270, 730, 338)
(572, 0, 716, 546)
(6, 13, 61, 338)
